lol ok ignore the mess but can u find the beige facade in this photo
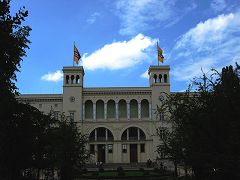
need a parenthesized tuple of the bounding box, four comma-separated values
(17, 65, 170, 164)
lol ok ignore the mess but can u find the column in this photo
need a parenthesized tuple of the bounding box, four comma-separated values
(149, 103, 152, 120)
(138, 103, 141, 120)
(127, 128, 129, 140)
(105, 128, 108, 141)
(104, 103, 107, 120)
(93, 103, 96, 121)
(95, 129, 97, 141)
(116, 103, 119, 120)
(137, 128, 140, 140)
(138, 144, 141, 163)
(127, 103, 130, 120)
(82, 103, 85, 121)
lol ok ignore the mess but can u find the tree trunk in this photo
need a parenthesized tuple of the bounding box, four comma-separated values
(174, 161, 178, 177)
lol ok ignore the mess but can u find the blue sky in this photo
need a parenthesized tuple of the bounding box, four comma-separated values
(12, 0, 240, 94)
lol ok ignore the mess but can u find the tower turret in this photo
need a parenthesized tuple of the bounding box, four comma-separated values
(148, 65, 170, 120)
(62, 66, 84, 122)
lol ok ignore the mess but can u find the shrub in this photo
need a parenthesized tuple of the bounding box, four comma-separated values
(98, 166, 104, 172)
(139, 168, 144, 172)
(117, 166, 125, 176)
(91, 171, 99, 176)
(143, 171, 150, 176)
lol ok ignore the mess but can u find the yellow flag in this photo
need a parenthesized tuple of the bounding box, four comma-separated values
(157, 44, 164, 63)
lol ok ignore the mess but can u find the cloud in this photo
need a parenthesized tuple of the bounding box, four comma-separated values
(211, 0, 226, 12)
(86, 12, 100, 24)
(140, 70, 149, 79)
(115, 0, 196, 35)
(172, 11, 240, 81)
(82, 34, 156, 70)
(41, 70, 63, 82)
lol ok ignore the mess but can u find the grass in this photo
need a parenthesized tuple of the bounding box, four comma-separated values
(81, 169, 171, 178)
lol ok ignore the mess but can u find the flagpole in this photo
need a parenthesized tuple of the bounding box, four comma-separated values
(157, 41, 159, 66)
(73, 42, 75, 67)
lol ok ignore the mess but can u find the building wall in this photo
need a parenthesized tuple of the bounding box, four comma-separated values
(17, 65, 171, 164)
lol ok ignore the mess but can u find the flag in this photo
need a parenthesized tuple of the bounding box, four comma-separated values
(74, 44, 81, 65)
(157, 44, 164, 63)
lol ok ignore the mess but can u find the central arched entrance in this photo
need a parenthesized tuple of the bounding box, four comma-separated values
(121, 127, 146, 163)
(89, 127, 114, 163)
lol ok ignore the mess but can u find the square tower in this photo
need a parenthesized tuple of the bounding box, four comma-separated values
(148, 65, 170, 120)
(62, 66, 84, 122)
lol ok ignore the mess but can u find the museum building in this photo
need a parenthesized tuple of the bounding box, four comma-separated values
(17, 65, 170, 164)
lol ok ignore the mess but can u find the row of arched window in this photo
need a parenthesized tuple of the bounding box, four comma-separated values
(153, 74, 168, 83)
(65, 75, 80, 84)
(89, 127, 146, 141)
(84, 99, 150, 120)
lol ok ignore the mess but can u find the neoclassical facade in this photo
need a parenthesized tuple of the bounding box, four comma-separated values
(17, 65, 170, 164)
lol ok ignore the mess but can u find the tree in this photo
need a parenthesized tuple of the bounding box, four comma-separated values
(158, 64, 240, 180)
(44, 114, 89, 180)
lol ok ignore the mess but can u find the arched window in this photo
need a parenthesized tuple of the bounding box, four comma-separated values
(85, 100, 93, 119)
(153, 74, 157, 83)
(119, 99, 127, 118)
(71, 75, 75, 84)
(76, 75, 80, 84)
(159, 74, 162, 83)
(66, 75, 69, 84)
(121, 127, 146, 141)
(164, 74, 167, 83)
(141, 99, 149, 118)
(130, 99, 138, 119)
(107, 100, 115, 119)
(96, 100, 104, 119)
(89, 127, 114, 141)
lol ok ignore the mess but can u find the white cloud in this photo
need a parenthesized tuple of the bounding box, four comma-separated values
(172, 11, 240, 81)
(211, 0, 226, 12)
(41, 70, 63, 82)
(82, 34, 156, 70)
(86, 12, 100, 24)
(140, 70, 149, 79)
(115, 0, 196, 35)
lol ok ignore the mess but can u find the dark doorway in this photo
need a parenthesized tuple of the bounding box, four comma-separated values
(97, 144, 105, 163)
(130, 144, 138, 163)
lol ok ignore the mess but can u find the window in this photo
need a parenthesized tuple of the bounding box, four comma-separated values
(122, 144, 127, 153)
(160, 129, 165, 140)
(54, 111, 59, 120)
(140, 144, 145, 153)
(39, 104, 42, 108)
(90, 144, 95, 154)
(54, 104, 58, 108)
(108, 144, 113, 153)
(69, 112, 74, 121)
(160, 112, 164, 121)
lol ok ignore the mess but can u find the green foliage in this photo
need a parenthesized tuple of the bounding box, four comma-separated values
(159, 64, 240, 180)
(117, 166, 125, 176)
(0, 0, 31, 96)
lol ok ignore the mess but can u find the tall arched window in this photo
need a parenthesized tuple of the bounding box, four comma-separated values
(121, 127, 146, 141)
(85, 100, 93, 119)
(107, 100, 115, 119)
(96, 100, 104, 119)
(130, 99, 138, 119)
(164, 74, 167, 83)
(66, 75, 69, 84)
(153, 74, 157, 83)
(141, 99, 149, 118)
(119, 99, 127, 118)
(76, 75, 80, 84)
(159, 74, 162, 83)
(89, 127, 114, 141)
(71, 75, 75, 84)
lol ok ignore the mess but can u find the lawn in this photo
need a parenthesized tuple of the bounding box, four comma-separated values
(79, 169, 173, 178)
